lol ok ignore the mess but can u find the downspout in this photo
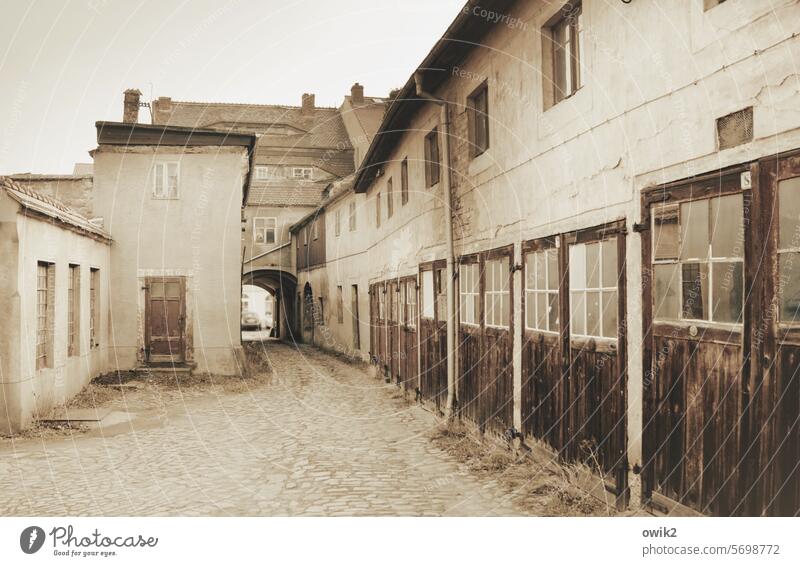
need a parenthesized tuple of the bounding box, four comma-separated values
(414, 71, 457, 420)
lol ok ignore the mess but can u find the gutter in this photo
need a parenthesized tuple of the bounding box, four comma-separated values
(414, 71, 458, 421)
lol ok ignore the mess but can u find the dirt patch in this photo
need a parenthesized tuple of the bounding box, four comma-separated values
(429, 422, 617, 516)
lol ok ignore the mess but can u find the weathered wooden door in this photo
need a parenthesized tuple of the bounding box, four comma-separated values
(642, 171, 750, 515)
(521, 237, 565, 452)
(145, 276, 185, 363)
(398, 277, 419, 393)
(458, 255, 483, 426)
(419, 261, 448, 410)
(388, 279, 401, 383)
(351, 284, 361, 351)
(565, 223, 628, 505)
(371, 282, 388, 375)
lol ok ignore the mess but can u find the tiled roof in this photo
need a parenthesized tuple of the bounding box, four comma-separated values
(248, 184, 324, 207)
(0, 176, 111, 241)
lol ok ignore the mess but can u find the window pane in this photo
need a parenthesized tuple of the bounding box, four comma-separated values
(526, 292, 536, 329)
(780, 252, 800, 323)
(421, 271, 434, 319)
(602, 291, 618, 338)
(680, 199, 709, 260)
(586, 243, 600, 288)
(710, 194, 743, 258)
(653, 263, 680, 320)
(569, 244, 586, 289)
(525, 254, 535, 290)
(536, 292, 547, 330)
(501, 293, 510, 326)
(653, 204, 680, 261)
(586, 291, 601, 336)
(534, 252, 545, 289)
(601, 238, 618, 287)
(571, 291, 585, 335)
(151, 282, 164, 297)
(681, 263, 709, 320)
(548, 292, 559, 331)
(711, 262, 743, 323)
(779, 177, 800, 250)
(547, 250, 559, 290)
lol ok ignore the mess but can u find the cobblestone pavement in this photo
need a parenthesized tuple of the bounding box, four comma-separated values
(0, 342, 525, 516)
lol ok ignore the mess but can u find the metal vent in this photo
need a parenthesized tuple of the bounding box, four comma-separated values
(717, 107, 753, 150)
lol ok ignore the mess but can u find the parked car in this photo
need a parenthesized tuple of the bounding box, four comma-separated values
(241, 311, 261, 331)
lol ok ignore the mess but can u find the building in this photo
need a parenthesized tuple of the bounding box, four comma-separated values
(0, 177, 112, 433)
(9, 171, 95, 218)
(288, 0, 800, 516)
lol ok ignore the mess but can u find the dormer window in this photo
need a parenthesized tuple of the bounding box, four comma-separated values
(292, 167, 313, 180)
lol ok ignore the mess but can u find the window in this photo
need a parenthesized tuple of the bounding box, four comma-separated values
(68, 264, 80, 357)
(424, 128, 440, 187)
(337, 286, 344, 324)
(550, 2, 583, 104)
(153, 162, 179, 199)
(405, 279, 417, 328)
(253, 217, 277, 245)
(312, 219, 319, 241)
(292, 167, 313, 180)
(376, 192, 382, 227)
(570, 240, 618, 339)
(401, 159, 409, 205)
(525, 249, 559, 332)
(484, 258, 510, 327)
(435, 268, 447, 323)
(254, 166, 271, 180)
(387, 178, 394, 218)
(421, 270, 434, 319)
(90, 268, 100, 348)
(459, 263, 480, 325)
(349, 201, 357, 231)
(36, 262, 54, 368)
(335, 209, 341, 237)
(651, 194, 744, 324)
(468, 82, 489, 157)
(303, 227, 308, 247)
(777, 178, 800, 324)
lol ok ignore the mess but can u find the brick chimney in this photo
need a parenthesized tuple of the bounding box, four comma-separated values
(123, 88, 142, 123)
(301, 93, 315, 115)
(152, 96, 173, 124)
(351, 82, 364, 105)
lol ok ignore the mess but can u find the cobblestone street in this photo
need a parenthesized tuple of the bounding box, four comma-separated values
(0, 342, 524, 516)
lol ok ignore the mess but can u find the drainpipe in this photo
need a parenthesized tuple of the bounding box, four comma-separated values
(414, 71, 457, 420)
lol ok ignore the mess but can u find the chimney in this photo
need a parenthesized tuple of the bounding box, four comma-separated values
(351, 82, 364, 105)
(123, 88, 142, 123)
(301, 93, 315, 115)
(152, 96, 173, 124)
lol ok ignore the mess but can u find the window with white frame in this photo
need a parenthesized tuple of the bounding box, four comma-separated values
(484, 257, 510, 327)
(405, 279, 417, 328)
(459, 262, 480, 325)
(569, 239, 618, 339)
(435, 268, 447, 322)
(421, 270, 434, 319)
(292, 167, 313, 180)
(37, 262, 54, 368)
(525, 248, 559, 332)
(778, 178, 800, 324)
(153, 162, 179, 199)
(549, 2, 583, 104)
(253, 217, 277, 245)
(651, 194, 744, 325)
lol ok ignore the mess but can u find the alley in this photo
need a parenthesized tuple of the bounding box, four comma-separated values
(0, 342, 524, 516)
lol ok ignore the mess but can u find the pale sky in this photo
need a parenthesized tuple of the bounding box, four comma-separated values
(0, 0, 463, 175)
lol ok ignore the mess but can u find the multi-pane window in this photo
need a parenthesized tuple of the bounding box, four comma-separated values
(570, 239, 618, 339)
(253, 217, 277, 245)
(292, 167, 313, 180)
(90, 268, 99, 348)
(484, 258, 510, 327)
(387, 178, 394, 218)
(36, 262, 53, 368)
(525, 249, 559, 332)
(255, 166, 274, 180)
(401, 159, 409, 205)
(435, 268, 447, 322)
(68, 264, 80, 357)
(776, 178, 800, 323)
(421, 270, 434, 319)
(376, 192, 382, 228)
(335, 209, 341, 237)
(468, 82, 489, 157)
(336, 285, 344, 324)
(424, 128, 440, 187)
(459, 262, 480, 325)
(349, 201, 357, 231)
(550, 2, 583, 104)
(153, 162, 179, 199)
(405, 279, 417, 328)
(651, 194, 744, 324)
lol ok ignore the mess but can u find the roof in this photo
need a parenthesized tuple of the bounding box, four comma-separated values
(353, 0, 517, 193)
(9, 173, 92, 182)
(248, 184, 323, 207)
(289, 174, 356, 231)
(0, 176, 111, 241)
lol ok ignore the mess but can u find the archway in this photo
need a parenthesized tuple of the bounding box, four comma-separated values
(242, 268, 297, 341)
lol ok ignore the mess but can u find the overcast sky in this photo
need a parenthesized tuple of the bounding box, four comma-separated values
(0, 0, 462, 175)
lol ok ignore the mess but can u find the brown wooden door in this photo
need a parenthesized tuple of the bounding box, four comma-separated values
(458, 255, 483, 426)
(521, 237, 565, 452)
(351, 284, 361, 351)
(371, 282, 388, 375)
(419, 261, 447, 410)
(388, 279, 400, 383)
(146, 276, 185, 363)
(399, 277, 419, 393)
(565, 223, 628, 505)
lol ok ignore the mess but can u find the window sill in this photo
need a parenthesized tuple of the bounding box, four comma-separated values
(468, 149, 493, 178)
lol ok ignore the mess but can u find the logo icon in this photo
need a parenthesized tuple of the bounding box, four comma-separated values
(20, 526, 45, 554)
